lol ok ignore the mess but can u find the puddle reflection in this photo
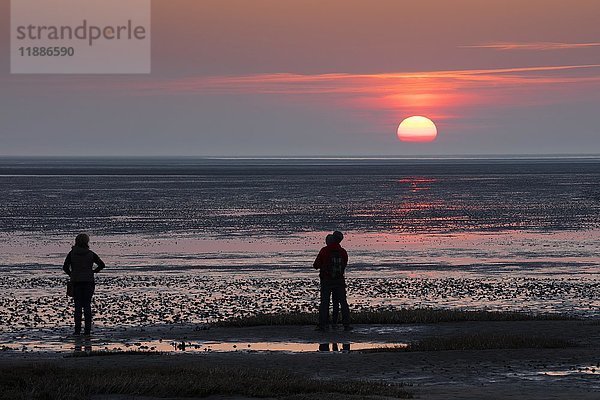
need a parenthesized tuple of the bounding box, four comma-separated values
(0, 337, 399, 354)
(73, 336, 92, 353)
(319, 343, 351, 352)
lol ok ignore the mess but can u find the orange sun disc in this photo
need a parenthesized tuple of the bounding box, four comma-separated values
(397, 116, 438, 143)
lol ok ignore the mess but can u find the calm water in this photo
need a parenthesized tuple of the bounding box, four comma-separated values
(0, 158, 599, 336)
(1, 157, 600, 235)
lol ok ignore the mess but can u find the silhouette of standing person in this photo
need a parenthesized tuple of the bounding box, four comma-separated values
(313, 230, 351, 331)
(63, 233, 105, 335)
(326, 234, 341, 327)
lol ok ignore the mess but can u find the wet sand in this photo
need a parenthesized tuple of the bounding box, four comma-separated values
(1, 160, 599, 397)
(2, 320, 599, 399)
(1, 229, 598, 340)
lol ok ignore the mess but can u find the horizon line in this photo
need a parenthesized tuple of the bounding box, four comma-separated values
(1, 154, 600, 160)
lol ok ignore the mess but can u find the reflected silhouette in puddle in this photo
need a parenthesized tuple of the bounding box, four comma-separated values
(319, 343, 351, 352)
(74, 336, 92, 353)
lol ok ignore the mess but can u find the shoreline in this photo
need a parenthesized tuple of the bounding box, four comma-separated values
(1, 319, 599, 399)
(0, 320, 600, 399)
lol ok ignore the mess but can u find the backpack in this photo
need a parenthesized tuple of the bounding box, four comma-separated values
(328, 249, 344, 279)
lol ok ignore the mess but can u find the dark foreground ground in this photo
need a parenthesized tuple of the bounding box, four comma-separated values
(1, 320, 599, 400)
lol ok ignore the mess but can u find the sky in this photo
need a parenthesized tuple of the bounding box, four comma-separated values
(1, 0, 599, 156)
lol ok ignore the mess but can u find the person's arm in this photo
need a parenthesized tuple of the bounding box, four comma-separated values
(313, 248, 325, 269)
(63, 252, 72, 276)
(92, 253, 106, 273)
(342, 249, 348, 272)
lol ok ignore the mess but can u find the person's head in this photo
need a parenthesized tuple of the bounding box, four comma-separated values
(332, 230, 344, 244)
(75, 233, 90, 248)
(325, 234, 335, 245)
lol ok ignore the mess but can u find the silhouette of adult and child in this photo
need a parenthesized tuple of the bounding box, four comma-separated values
(313, 230, 352, 331)
(63, 231, 351, 335)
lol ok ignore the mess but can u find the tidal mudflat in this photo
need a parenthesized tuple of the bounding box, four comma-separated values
(0, 159, 599, 398)
(1, 229, 598, 336)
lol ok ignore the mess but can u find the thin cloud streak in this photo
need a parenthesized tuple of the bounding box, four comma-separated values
(127, 64, 600, 96)
(109, 64, 600, 126)
(461, 42, 600, 51)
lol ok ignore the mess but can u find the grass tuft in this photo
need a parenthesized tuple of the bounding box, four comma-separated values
(360, 333, 574, 353)
(215, 308, 573, 327)
(0, 365, 412, 400)
(410, 333, 573, 351)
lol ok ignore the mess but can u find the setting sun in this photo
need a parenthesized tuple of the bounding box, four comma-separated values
(397, 116, 438, 143)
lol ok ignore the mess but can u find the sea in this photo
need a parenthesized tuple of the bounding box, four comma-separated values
(0, 157, 598, 336)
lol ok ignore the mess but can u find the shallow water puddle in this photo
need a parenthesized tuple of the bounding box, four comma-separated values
(0, 338, 406, 354)
(538, 365, 600, 376)
(508, 365, 600, 383)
